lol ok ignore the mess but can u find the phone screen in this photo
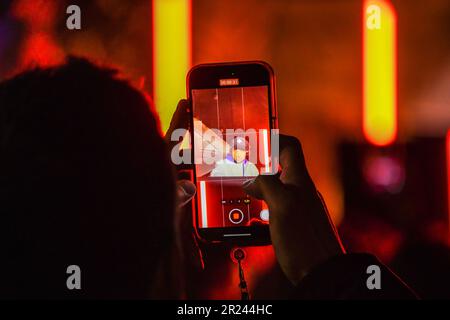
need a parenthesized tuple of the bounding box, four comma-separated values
(191, 85, 272, 231)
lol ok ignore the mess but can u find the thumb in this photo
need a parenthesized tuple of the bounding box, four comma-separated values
(243, 174, 285, 207)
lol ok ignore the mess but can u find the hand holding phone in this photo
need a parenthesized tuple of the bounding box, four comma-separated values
(187, 61, 277, 245)
(243, 135, 345, 284)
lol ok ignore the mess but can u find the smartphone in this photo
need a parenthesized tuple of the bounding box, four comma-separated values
(187, 61, 278, 245)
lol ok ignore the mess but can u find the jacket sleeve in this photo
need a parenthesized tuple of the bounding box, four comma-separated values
(292, 253, 418, 299)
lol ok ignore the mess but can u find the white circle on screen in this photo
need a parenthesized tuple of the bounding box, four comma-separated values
(229, 209, 244, 224)
(260, 209, 269, 221)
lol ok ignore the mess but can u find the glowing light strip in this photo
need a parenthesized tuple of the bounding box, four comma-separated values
(200, 181, 208, 228)
(363, 0, 397, 146)
(153, 0, 191, 132)
(263, 129, 270, 173)
(447, 130, 450, 243)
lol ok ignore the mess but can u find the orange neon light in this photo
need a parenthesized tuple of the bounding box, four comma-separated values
(363, 0, 397, 146)
(152, 0, 192, 132)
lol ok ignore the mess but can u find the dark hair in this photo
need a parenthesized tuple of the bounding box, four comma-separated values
(0, 57, 175, 298)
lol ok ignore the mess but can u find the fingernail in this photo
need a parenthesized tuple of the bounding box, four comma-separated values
(242, 179, 255, 188)
(178, 181, 196, 197)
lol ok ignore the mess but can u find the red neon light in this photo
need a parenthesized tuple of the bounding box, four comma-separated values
(11, 0, 63, 69)
(447, 130, 450, 244)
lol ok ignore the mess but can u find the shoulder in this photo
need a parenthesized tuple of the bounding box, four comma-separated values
(217, 159, 234, 165)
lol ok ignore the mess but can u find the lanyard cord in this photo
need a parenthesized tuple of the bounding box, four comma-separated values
(232, 248, 250, 300)
(238, 259, 250, 300)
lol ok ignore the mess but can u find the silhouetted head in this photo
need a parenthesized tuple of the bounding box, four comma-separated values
(0, 57, 176, 298)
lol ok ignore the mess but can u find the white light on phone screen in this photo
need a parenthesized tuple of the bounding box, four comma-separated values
(200, 181, 208, 228)
(263, 129, 270, 173)
(260, 209, 269, 221)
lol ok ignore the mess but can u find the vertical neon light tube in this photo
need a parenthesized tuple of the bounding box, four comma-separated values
(262, 129, 270, 173)
(200, 181, 208, 228)
(153, 0, 191, 132)
(363, 0, 397, 146)
(447, 130, 450, 244)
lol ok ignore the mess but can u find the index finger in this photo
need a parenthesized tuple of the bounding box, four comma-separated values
(277, 134, 314, 189)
